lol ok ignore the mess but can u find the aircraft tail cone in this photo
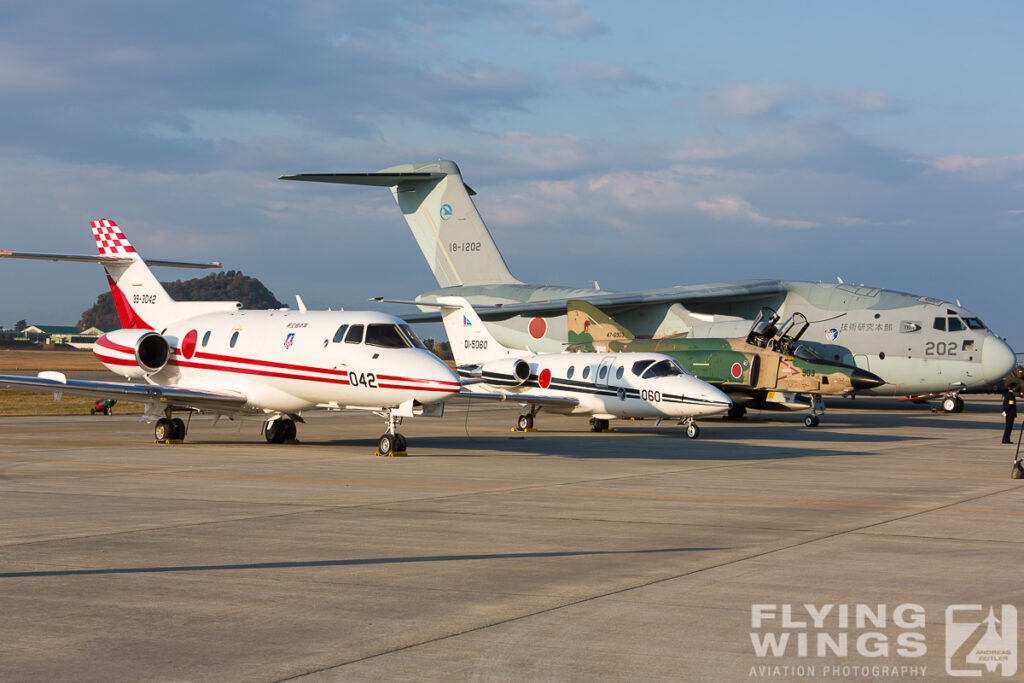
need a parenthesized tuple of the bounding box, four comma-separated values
(850, 368, 886, 391)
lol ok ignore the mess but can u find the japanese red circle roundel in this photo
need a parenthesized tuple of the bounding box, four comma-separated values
(538, 368, 552, 389)
(730, 362, 743, 379)
(529, 317, 547, 339)
(181, 329, 198, 360)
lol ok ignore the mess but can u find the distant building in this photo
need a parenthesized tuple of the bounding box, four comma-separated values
(21, 325, 114, 349)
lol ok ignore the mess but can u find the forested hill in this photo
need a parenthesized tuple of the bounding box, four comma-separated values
(77, 271, 285, 330)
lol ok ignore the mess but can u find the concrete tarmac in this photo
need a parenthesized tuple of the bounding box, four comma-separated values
(0, 398, 1022, 681)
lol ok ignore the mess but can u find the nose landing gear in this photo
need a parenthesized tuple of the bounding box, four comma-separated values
(376, 409, 407, 456)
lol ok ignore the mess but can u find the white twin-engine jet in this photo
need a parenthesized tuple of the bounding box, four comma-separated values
(0, 220, 459, 454)
(426, 296, 732, 438)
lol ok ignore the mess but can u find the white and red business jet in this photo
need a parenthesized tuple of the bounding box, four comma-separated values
(0, 220, 459, 454)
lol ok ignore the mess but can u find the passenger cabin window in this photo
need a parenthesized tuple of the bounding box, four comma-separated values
(615, 367, 624, 380)
(598, 366, 608, 379)
(365, 324, 411, 348)
(933, 317, 946, 332)
(582, 366, 590, 379)
(202, 331, 211, 347)
(947, 317, 964, 332)
(567, 366, 575, 379)
(632, 360, 655, 376)
(344, 325, 364, 344)
(229, 331, 239, 348)
(332, 325, 348, 343)
(642, 360, 685, 379)
(399, 324, 427, 349)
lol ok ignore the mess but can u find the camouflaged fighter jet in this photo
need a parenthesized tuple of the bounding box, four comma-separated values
(280, 160, 1017, 414)
(567, 300, 885, 426)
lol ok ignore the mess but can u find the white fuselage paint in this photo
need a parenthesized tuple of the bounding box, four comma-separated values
(468, 352, 732, 420)
(96, 310, 459, 415)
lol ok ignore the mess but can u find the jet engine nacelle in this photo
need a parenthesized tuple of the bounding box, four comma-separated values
(93, 329, 171, 378)
(480, 357, 532, 386)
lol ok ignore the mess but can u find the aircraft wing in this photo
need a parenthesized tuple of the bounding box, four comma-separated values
(400, 280, 789, 322)
(0, 374, 249, 413)
(457, 391, 578, 408)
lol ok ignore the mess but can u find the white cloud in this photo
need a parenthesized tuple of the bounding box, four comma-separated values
(694, 195, 820, 229)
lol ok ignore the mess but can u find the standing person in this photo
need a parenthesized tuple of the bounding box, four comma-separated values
(1002, 387, 1017, 444)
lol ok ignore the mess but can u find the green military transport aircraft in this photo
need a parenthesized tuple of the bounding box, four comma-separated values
(567, 300, 886, 426)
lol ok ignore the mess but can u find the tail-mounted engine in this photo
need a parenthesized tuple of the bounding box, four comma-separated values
(480, 358, 533, 387)
(93, 329, 170, 378)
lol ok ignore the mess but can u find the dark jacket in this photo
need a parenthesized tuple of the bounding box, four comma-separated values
(1004, 391, 1018, 419)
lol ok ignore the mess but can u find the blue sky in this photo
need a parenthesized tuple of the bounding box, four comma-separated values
(1, 1, 1022, 349)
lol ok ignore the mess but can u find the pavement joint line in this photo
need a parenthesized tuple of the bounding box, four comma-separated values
(2, 452, 1023, 517)
(272, 482, 1023, 681)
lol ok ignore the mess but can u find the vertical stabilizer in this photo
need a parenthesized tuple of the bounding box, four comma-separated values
(280, 160, 521, 288)
(90, 220, 175, 330)
(436, 296, 520, 365)
(567, 300, 635, 351)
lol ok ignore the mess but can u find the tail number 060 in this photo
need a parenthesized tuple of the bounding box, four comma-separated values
(640, 389, 662, 402)
(349, 371, 377, 388)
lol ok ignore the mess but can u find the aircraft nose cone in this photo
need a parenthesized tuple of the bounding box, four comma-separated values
(850, 368, 886, 391)
(982, 337, 1016, 385)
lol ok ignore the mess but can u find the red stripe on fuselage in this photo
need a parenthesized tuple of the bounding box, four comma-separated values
(95, 336, 134, 354)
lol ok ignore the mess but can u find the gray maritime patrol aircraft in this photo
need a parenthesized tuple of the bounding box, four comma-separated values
(280, 160, 1016, 413)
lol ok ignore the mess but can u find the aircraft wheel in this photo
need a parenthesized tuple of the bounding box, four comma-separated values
(590, 418, 608, 432)
(171, 418, 186, 440)
(517, 414, 534, 430)
(154, 418, 173, 441)
(378, 433, 395, 455)
(266, 420, 287, 444)
(394, 433, 407, 452)
(282, 419, 297, 441)
(685, 422, 700, 439)
(954, 396, 965, 413)
(941, 396, 958, 413)
(804, 415, 820, 427)
(727, 405, 746, 420)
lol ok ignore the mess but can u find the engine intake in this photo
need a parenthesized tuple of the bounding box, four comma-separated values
(94, 329, 171, 378)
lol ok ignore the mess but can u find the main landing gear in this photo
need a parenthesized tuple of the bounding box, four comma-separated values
(726, 405, 747, 420)
(589, 417, 611, 432)
(265, 417, 298, 444)
(515, 406, 541, 431)
(939, 393, 964, 414)
(377, 408, 407, 456)
(154, 408, 188, 442)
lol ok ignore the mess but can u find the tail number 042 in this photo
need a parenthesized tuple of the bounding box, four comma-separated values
(349, 371, 377, 388)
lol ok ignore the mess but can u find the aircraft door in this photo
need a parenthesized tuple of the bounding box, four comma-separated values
(596, 356, 616, 387)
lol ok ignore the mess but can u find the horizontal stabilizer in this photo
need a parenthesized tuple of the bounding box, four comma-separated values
(279, 172, 445, 188)
(0, 250, 221, 269)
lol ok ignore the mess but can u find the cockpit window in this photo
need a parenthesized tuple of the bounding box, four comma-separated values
(399, 324, 427, 349)
(365, 324, 411, 348)
(933, 317, 946, 332)
(632, 360, 655, 376)
(642, 359, 686, 379)
(332, 325, 348, 343)
(963, 317, 986, 330)
(947, 317, 964, 332)
(794, 345, 821, 361)
(344, 324, 364, 344)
